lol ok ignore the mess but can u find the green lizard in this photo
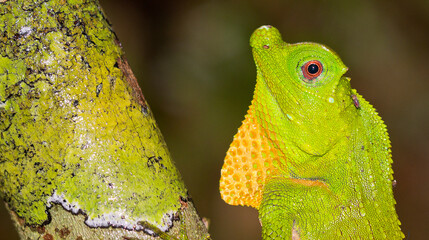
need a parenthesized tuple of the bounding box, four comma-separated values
(219, 25, 404, 239)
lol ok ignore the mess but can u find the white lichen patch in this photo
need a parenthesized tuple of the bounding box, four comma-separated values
(47, 191, 81, 214)
(19, 26, 32, 37)
(47, 191, 176, 232)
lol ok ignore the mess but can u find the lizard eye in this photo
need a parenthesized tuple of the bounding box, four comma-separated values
(302, 60, 323, 80)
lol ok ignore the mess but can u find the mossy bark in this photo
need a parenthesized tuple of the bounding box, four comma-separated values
(0, 0, 210, 239)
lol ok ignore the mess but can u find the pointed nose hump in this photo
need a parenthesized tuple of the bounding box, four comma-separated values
(250, 25, 284, 49)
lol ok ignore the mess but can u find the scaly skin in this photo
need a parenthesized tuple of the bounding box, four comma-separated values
(220, 26, 404, 239)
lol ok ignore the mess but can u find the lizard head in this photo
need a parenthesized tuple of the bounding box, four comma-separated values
(250, 25, 349, 108)
(249, 25, 353, 157)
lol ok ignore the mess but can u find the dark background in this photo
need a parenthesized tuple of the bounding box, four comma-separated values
(1, 0, 428, 239)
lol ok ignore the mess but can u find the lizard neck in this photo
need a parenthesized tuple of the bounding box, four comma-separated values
(252, 72, 356, 172)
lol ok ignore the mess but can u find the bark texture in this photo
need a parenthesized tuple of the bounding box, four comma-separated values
(0, 0, 210, 239)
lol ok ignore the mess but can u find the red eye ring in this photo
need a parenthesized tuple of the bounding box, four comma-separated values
(302, 60, 323, 80)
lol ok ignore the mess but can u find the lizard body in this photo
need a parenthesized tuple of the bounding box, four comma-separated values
(219, 25, 403, 240)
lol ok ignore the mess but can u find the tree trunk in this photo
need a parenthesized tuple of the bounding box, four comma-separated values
(0, 0, 210, 239)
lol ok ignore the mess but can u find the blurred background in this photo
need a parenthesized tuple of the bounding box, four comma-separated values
(1, 0, 428, 239)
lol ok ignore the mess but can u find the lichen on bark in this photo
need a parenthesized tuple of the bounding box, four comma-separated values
(0, 0, 209, 239)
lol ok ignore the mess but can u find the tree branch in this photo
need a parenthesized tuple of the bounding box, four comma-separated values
(0, 0, 210, 239)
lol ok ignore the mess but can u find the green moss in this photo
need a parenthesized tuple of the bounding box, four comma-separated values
(0, 0, 186, 231)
